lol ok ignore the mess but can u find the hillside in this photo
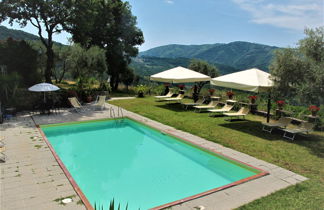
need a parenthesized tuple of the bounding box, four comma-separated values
(130, 56, 238, 76)
(0, 25, 63, 46)
(0, 25, 40, 41)
(140, 41, 278, 70)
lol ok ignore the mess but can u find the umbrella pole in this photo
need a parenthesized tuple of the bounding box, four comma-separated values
(266, 91, 271, 123)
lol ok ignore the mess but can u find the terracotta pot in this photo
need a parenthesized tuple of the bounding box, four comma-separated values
(86, 96, 92, 103)
(311, 111, 318, 116)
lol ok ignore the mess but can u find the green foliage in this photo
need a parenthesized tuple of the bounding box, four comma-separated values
(0, 72, 20, 104)
(188, 59, 220, 100)
(120, 67, 135, 90)
(0, 0, 73, 82)
(130, 56, 238, 78)
(134, 84, 148, 97)
(0, 25, 40, 41)
(68, 44, 107, 90)
(67, 0, 144, 90)
(94, 199, 128, 210)
(140, 41, 277, 70)
(270, 27, 324, 106)
(0, 38, 41, 87)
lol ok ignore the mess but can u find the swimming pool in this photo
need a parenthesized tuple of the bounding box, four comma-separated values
(40, 118, 266, 209)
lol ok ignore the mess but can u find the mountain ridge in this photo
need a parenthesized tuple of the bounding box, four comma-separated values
(140, 41, 278, 70)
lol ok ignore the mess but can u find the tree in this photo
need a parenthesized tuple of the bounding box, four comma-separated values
(270, 27, 324, 106)
(67, 44, 107, 90)
(121, 67, 135, 91)
(0, 0, 73, 83)
(0, 38, 41, 87)
(188, 59, 220, 101)
(67, 0, 144, 91)
(53, 45, 71, 83)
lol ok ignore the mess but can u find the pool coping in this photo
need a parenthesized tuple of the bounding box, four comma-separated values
(35, 116, 269, 210)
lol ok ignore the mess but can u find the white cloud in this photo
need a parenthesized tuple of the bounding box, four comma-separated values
(232, 0, 324, 30)
(165, 0, 174, 4)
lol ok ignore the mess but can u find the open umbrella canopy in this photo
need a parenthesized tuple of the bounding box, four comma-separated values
(150, 66, 211, 83)
(28, 83, 60, 92)
(210, 68, 273, 93)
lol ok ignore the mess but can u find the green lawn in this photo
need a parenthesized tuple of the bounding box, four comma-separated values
(110, 97, 324, 210)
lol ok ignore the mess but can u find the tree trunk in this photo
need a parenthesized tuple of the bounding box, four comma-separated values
(45, 46, 54, 83)
(58, 60, 67, 83)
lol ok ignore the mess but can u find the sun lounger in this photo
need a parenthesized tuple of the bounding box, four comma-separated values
(223, 107, 250, 120)
(68, 97, 87, 113)
(208, 104, 234, 116)
(262, 117, 292, 133)
(282, 122, 315, 140)
(163, 94, 184, 103)
(193, 101, 218, 112)
(182, 98, 205, 110)
(92, 95, 107, 110)
(154, 91, 173, 100)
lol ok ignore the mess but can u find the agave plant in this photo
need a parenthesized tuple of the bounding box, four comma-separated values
(94, 199, 129, 210)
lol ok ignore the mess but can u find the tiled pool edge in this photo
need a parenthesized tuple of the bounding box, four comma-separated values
(37, 117, 269, 210)
(35, 124, 94, 210)
(31, 105, 309, 210)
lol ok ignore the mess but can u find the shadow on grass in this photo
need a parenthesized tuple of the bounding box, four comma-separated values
(219, 120, 324, 158)
(155, 104, 189, 112)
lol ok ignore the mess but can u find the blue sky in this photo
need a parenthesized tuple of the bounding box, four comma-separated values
(1, 0, 323, 51)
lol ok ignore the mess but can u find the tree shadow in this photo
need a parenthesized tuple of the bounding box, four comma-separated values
(155, 104, 189, 112)
(219, 121, 324, 158)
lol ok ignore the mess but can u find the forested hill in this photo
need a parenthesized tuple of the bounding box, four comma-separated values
(140, 41, 278, 70)
(0, 26, 63, 46)
(130, 56, 238, 76)
(0, 25, 40, 41)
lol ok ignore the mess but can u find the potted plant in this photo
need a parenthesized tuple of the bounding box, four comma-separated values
(309, 105, 320, 116)
(248, 95, 257, 104)
(178, 84, 185, 94)
(134, 85, 147, 98)
(208, 88, 215, 96)
(276, 100, 285, 110)
(226, 91, 234, 99)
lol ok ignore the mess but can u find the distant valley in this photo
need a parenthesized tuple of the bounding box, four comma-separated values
(0, 25, 278, 77)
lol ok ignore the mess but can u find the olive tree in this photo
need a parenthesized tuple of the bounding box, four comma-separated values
(188, 59, 220, 101)
(0, 0, 73, 83)
(270, 27, 324, 105)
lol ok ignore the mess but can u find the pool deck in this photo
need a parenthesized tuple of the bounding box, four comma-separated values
(0, 101, 308, 210)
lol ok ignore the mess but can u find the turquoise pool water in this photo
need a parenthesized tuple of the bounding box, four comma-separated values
(42, 118, 260, 209)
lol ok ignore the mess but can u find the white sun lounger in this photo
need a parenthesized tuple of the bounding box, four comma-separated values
(223, 107, 250, 120)
(162, 94, 184, 103)
(262, 117, 292, 133)
(208, 104, 234, 116)
(154, 91, 174, 100)
(282, 122, 315, 140)
(68, 97, 87, 113)
(193, 101, 218, 112)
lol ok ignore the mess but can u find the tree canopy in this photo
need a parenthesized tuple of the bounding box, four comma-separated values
(188, 59, 219, 101)
(270, 27, 324, 106)
(0, 0, 73, 83)
(0, 38, 41, 87)
(67, 0, 144, 90)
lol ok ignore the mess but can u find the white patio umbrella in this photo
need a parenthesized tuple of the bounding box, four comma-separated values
(150, 66, 211, 83)
(210, 68, 273, 122)
(28, 83, 60, 102)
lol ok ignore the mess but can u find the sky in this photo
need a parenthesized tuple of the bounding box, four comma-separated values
(1, 0, 323, 51)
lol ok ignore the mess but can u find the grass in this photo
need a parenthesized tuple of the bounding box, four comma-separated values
(110, 97, 324, 210)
